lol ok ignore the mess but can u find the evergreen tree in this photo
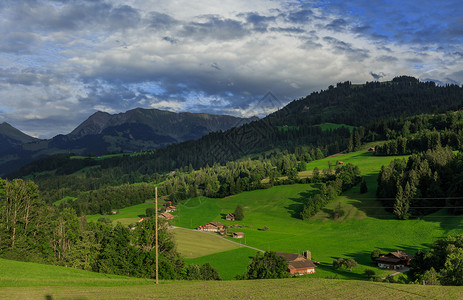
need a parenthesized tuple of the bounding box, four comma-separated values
(360, 178, 368, 193)
(393, 185, 410, 220)
(234, 205, 244, 221)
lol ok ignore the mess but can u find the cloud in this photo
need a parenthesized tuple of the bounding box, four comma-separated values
(370, 72, 386, 80)
(324, 18, 349, 32)
(0, 0, 462, 138)
(323, 36, 370, 61)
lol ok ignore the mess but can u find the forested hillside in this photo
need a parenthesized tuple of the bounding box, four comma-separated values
(3, 76, 463, 286)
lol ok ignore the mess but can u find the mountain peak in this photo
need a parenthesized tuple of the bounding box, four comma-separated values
(0, 122, 37, 145)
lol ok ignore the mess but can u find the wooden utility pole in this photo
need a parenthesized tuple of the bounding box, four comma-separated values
(155, 187, 158, 285)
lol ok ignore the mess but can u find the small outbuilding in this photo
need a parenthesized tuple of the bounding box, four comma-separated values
(226, 213, 235, 221)
(232, 232, 244, 239)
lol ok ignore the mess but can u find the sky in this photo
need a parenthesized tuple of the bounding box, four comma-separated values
(0, 0, 462, 138)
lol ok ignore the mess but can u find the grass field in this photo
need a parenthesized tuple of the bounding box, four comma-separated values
(82, 149, 463, 281)
(166, 150, 463, 280)
(171, 227, 242, 258)
(319, 123, 356, 132)
(52, 195, 76, 206)
(2, 258, 463, 299)
(86, 202, 155, 225)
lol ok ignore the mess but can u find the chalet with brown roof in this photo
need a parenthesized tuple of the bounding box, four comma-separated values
(276, 251, 316, 275)
(337, 161, 344, 165)
(376, 251, 412, 270)
(368, 147, 376, 152)
(197, 222, 225, 233)
(163, 201, 172, 206)
(159, 212, 174, 220)
(165, 206, 176, 213)
(226, 213, 235, 221)
(232, 232, 244, 239)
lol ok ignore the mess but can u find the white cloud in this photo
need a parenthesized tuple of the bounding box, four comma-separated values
(0, 0, 461, 138)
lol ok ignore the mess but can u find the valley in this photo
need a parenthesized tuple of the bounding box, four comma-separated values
(3, 77, 463, 297)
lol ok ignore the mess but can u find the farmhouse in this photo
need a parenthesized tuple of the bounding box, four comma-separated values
(376, 251, 412, 270)
(232, 232, 244, 239)
(197, 222, 225, 233)
(137, 217, 149, 223)
(165, 206, 176, 213)
(276, 251, 317, 275)
(368, 147, 376, 152)
(226, 213, 235, 221)
(159, 212, 174, 220)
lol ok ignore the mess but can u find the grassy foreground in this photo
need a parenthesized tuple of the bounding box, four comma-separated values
(2, 258, 463, 299)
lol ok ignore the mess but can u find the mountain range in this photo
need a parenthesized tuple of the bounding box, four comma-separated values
(0, 108, 258, 176)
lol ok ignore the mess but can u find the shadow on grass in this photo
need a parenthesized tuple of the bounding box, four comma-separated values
(316, 262, 367, 280)
(342, 242, 435, 268)
(341, 172, 393, 220)
(286, 190, 319, 219)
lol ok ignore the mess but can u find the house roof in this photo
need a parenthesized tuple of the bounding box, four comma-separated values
(233, 232, 244, 235)
(209, 222, 224, 227)
(389, 251, 411, 259)
(276, 252, 300, 261)
(288, 260, 317, 270)
(276, 252, 317, 269)
(376, 251, 412, 264)
(159, 212, 174, 219)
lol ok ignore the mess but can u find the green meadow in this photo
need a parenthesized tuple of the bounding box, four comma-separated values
(83, 149, 463, 281)
(2, 258, 463, 299)
(86, 202, 155, 225)
(171, 227, 242, 258)
(319, 123, 356, 132)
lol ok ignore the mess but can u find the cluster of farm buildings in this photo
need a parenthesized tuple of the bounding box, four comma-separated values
(139, 200, 412, 276)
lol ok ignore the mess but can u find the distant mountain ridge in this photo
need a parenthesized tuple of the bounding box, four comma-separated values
(0, 122, 37, 153)
(69, 108, 258, 142)
(0, 109, 258, 175)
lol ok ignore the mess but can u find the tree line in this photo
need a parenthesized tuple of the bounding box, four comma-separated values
(0, 178, 220, 281)
(376, 146, 463, 219)
(301, 163, 361, 219)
